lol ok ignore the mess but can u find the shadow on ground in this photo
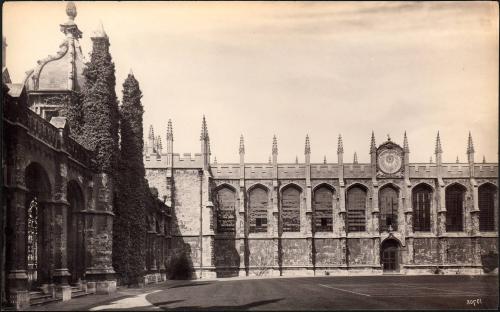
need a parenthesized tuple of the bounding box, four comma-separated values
(153, 298, 284, 311)
(167, 282, 214, 289)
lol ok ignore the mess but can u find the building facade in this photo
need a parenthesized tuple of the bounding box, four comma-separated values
(2, 3, 169, 309)
(145, 119, 498, 278)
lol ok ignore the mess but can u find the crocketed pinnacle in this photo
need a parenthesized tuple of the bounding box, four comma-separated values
(354, 152, 358, 164)
(337, 134, 344, 154)
(324, 155, 327, 164)
(370, 131, 376, 154)
(295, 156, 299, 164)
(456, 156, 459, 163)
(467, 131, 474, 154)
(239, 134, 245, 154)
(403, 131, 409, 153)
(430, 156, 433, 163)
(148, 125, 154, 140)
(166, 119, 173, 141)
(214, 156, 217, 164)
(272, 135, 278, 155)
(200, 115, 209, 141)
(435, 131, 442, 154)
(305, 135, 311, 155)
(483, 155, 486, 163)
(92, 20, 108, 39)
(268, 156, 272, 164)
(156, 136, 162, 150)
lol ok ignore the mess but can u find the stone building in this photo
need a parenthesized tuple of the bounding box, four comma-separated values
(144, 118, 498, 278)
(2, 2, 169, 309)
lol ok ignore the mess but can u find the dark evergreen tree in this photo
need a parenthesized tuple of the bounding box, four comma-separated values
(80, 31, 119, 173)
(113, 72, 148, 285)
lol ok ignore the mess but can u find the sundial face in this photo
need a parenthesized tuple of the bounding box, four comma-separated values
(377, 149, 402, 174)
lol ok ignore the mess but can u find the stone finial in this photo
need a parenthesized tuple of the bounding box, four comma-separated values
(430, 156, 433, 163)
(324, 155, 327, 164)
(435, 131, 442, 154)
(239, 134, 245, 154)
(483, 155, 486, 163)
(354, 152, 358, 164)
(92, 20, 108, 39)
(208, 137, 211, 155)
(387, 134, 391, 141)
(200, 115, 209, 141)
(337, 134, 344, 154)
(305, 135, 311, 155)
(66, 1, 77, 20)
(272, 135, 278, 155)
(148, 125, 154, 140)
(467, 131, 475, 154)
(214, 156, 217, 165)
(403, 131, 409, 153)
(268, 156, 272, 164)
(456, 156, 459, 163)
(129, 68, 134, 76)
(166, 119, 173, 141)
(61, 1, 82, 38)
(295, 156, 299, 164)
(370, 131, 376, 154)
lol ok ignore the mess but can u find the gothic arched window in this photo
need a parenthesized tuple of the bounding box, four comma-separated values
(347, 186, 367, 232)
(215, 187, 237, 233)
(379, 186, 399, 231)
(249, 186, 268, 233)
(412, 184, 432, 232)
(479, 184, 497, 232)
(446, 184, 466, 232)
(313, 186, 334, 232)
(282, 185, 301, 232)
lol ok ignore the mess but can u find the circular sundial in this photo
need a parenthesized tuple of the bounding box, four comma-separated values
(377, 149, 402, 174)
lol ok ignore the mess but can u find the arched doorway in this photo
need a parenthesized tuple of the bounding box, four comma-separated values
(67, 181, 85, 285)
(381, 239, 400, 272)
(25, 162, 52, 289)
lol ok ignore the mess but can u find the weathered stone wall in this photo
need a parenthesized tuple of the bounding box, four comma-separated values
(347, 238, 373, 265)
(248, 239, 275, 274)
(145, 169, 169, 202)
(214, 238, 239, 268)
(170, 236, 200, 268)
(281, 239, 309, 266)
(315, 238, 344, 266)
(413, 238, 440, 264)
(480, 238, 497, 255)
(446, 238, 474, 264)
(172, 169, 201, 236)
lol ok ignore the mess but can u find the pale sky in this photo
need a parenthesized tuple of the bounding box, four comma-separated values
(3, 1, 498, 163)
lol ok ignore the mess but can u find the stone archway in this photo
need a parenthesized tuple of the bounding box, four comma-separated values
(380, 238, 401, 273)
(25, 162, 52, 289)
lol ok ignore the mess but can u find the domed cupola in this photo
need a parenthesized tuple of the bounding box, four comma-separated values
(23, 1, 86, 120)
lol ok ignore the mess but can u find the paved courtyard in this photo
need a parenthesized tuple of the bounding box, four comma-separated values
(29, 275, 498, 311)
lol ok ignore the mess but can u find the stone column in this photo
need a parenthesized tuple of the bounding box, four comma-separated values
(5, 124, 30, 309)
(304, 136, 313, 272)
(238, 136, 247, 276)
(271, 136, 280, 275)
(52, 157, 71, 289)
(84, 173, 116, 294)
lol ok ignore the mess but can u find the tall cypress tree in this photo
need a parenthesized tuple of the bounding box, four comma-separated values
(114, 72, 147, 285)
(80, 29, 119, 173)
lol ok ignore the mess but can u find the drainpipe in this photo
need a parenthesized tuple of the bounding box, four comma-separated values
(199, 169, 203, 279)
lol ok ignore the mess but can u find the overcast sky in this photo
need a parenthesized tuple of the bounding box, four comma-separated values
(3, 1, 498, 163)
